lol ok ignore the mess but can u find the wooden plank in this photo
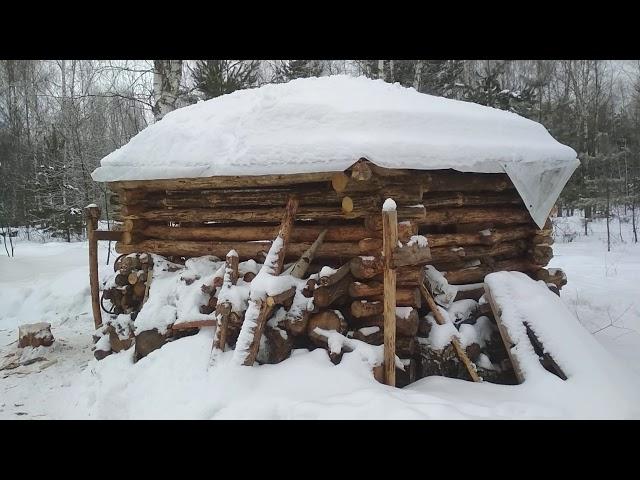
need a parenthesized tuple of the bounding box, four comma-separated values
(483, 287, 525, 383)
(382, 203, 398, 387)
(85, 205, 102, 330)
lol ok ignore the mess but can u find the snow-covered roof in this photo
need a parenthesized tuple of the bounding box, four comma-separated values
(91, 75, 579, 228)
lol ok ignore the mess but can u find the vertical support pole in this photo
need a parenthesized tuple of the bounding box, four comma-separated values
(382, 198, 398, 387)
(85, 204, 102, 330)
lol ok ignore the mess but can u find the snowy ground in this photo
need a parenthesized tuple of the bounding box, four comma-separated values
(1, 215, 639, 419)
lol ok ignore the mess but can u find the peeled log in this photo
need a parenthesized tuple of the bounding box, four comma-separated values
(367, 207, 532, 230)
(141, 222, 417, 244)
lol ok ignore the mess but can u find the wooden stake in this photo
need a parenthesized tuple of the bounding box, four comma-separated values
(382, 201, 398, 387)
(419, 282, 481, 382)
(240, 196, 299, 366)
(85, 204, 102, 330)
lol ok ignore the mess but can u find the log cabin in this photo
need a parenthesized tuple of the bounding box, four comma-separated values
(88, 75, 579, 386)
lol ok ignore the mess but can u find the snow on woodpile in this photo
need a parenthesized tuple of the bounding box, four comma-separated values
(483, 271, 640, 418)
(91, 75, 578, 228)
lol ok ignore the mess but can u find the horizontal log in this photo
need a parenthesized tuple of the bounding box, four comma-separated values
(367, 207, 532, 230)
(122, 202, 385, 223)
(350, 300, 383, 318)
(392, 243, 432, 267)
(115, 239, 396, 260)
(421, 191, 523, 208)
(423, 226, 536, 247)
(364, 206, 427, 230)
(443, 258, 538, 285)
(348, 281, 420, 306)
(108, 171, 339, 192)
(421, 171, 514, 193)
(348, 309, 419, 336)
(359, 289, 421, 308)
(170, 320, 216, 330)
(139, 222, 417, 243)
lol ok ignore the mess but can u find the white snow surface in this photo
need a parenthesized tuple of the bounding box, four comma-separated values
(91, 75, 578, 228)
(1, 215, 639, 419)
(484, 270, 640, 418)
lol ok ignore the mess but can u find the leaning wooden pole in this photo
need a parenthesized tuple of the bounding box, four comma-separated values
(382, 199, 398, 387)
(85, 204, 102, 330)
(418, 282, 481, 382)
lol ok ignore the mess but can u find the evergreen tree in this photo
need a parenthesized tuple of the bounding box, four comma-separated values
(191, 60, 260, 100)
(275, 60, 324, 82)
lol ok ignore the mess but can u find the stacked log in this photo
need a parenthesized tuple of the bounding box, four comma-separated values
(102, 253, 154, 317)
(100, 159, 564, 385)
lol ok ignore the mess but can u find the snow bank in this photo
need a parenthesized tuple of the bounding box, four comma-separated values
(92, 75, 578, 228)
(484, 271, 640, 418)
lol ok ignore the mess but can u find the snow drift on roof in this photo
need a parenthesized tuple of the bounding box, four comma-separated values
(91, 75, 579, 228)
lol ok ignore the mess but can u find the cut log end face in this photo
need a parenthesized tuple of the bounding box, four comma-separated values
(18, 323, 54, 348)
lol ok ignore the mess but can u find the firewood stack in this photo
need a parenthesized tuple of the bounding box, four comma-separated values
(94, 159, 567, 386)
(102, 253, 154, 317)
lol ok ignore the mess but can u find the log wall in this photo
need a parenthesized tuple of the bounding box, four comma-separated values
(104, 161, 560, 381)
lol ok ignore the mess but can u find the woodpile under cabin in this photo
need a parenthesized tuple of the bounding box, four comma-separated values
(87, 75, 580, 387)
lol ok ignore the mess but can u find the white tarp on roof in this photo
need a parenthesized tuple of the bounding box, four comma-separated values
(91, 75, 579, 228)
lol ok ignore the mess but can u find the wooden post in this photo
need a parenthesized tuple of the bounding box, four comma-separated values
(382, 199, 398, 387)
(85, 204, 102, 330)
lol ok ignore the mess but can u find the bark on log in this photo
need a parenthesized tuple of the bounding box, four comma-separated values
(109, 171, 338, 192)
(319, 263, 351, 287)
(392, 243, 432, 267)
(421, 191, 523, 209)
(443, 258, 538, 285)
(350, 299, 384, 318)
(313, 274, 353, 308)
(121, 201, 381, 223)
(368, 207, 532, 230)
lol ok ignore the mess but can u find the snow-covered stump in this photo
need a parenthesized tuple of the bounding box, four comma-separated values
(18, 322, 54, 348)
